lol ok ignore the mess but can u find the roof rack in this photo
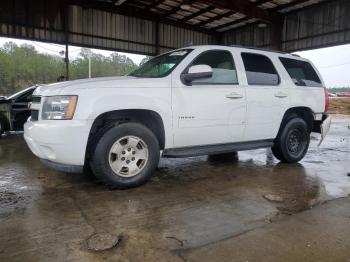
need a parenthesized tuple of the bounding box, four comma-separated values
(228, 44, 289, 55)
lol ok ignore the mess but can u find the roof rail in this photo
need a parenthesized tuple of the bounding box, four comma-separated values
(228, 44, 289, 55)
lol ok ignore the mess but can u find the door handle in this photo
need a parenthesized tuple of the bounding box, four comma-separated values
(226, 92, 243, 99)
(274, 92, 288, 98)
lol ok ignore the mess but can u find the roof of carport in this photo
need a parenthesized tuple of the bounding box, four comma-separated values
(75, 0, 328, 34)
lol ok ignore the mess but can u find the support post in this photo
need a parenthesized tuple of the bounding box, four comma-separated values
(61, 0, 69, 80)
(65, 42, 69, 80)
(271, 19, 283, 51)
(155, 21, 160, 55)
(88, 51, 91, 78)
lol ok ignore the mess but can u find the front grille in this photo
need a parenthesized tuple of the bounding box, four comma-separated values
(31, 110, 39, 121)
(32, 96, 41, 103)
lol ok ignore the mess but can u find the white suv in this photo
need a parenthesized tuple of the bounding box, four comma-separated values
(24, 45, 331, 188)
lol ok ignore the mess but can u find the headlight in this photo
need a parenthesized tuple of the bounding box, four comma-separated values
(42, 96, 78, 120)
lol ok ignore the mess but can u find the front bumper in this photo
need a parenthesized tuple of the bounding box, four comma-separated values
(40, 159, 83, 173)
(24, 119, 93, 171)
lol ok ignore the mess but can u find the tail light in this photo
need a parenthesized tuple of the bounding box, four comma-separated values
(324, 87, 329, 113)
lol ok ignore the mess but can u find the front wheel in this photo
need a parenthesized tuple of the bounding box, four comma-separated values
(272, 117, 310, 163)
(90, 122, 160, 188)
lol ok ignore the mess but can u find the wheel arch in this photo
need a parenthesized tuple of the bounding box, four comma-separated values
(86, 109, 166, 160)
(278, 107, 315, 136)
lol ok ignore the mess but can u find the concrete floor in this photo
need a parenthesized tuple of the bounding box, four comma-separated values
(0, 116, 349, 261)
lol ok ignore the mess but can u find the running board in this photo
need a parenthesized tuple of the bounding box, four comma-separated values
(162, 139, 274, 158)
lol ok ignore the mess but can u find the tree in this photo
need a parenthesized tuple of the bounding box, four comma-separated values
(0, 42, 139, 95)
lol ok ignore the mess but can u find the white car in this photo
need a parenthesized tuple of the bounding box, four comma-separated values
(24, 45, 331, 188)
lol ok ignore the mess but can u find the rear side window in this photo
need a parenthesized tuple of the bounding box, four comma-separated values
(279, 57, 322, 87)
(190, 50, 238, 85)
(241, 53, 280, 86)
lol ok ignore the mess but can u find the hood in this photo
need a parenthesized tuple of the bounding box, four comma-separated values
(34, 75, 153, 96)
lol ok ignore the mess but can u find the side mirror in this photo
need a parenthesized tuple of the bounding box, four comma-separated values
(182, 65, 213, 84)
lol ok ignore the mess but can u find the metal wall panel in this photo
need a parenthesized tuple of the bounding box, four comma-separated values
(222, 24, 274, 49)
(0, 0, 65, 44)
(68, 5, 157, 55)
(222, 0, 350, 52)
(158, 23, 216, 53)
(282, 0, 350, 51)
(0, 0, 214, 55)
(0, 0, 349, 55)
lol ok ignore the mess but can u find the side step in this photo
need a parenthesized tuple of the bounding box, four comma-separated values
(162, 139, 274, 158)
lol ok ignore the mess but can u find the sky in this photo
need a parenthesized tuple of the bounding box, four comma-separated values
(0, 37, 349, 87)
(295, 45, 350, 88)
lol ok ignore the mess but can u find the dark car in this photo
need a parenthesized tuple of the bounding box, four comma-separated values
(0, 86, 37, 137)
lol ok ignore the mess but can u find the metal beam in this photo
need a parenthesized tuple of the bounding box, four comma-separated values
(255, 0, 274, 6)
(145, 0, 164, 11)
(195, 0, 272, 28)
(159, 0, 196, 18)
(195, 10, 235, 27)
(212, 16, 251, 31)
(179, 6, 215, 22)
(196, 0, 281, 23)
(273, 0, 312, 11)
(114, 0, 128, 6)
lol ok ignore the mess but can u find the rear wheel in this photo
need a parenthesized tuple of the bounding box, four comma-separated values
(90, 122, 160, 188)
(272, 117, 310, 163)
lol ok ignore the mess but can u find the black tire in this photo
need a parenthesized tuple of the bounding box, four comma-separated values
(90, 122, 160, 189)
(272, 117, 310, 163)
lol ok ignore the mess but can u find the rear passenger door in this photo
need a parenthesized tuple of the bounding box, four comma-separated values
(240, 52, 290, 141)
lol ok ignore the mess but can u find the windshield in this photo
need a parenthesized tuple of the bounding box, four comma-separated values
(7, 86, 35, 100)
(130, 49, 192, 78)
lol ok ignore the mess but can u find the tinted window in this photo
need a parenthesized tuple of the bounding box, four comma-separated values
(242, 53, 279, 85)
(15, 89, 34, 103)
(190, 50, 238, 85)
(279, 57, 322, 87)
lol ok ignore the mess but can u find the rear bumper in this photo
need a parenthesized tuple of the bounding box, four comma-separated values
(312, 114, 331, 146)
(312, 114, 329, 133)
(318, 115, 331, 146)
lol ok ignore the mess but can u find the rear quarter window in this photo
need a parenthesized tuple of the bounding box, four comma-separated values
(241, 53, 280, 86)
(279, 57, 322, 87)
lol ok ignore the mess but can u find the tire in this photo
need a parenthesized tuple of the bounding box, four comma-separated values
(272, 117, 310, 163)
(90, 122, 160, 189)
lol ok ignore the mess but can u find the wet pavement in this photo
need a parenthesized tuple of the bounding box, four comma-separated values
(0, 116, 349, 261)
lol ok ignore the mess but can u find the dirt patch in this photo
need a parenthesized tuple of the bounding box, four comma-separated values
(329, 98, 350, 115)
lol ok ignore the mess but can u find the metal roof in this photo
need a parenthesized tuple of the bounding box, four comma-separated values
(0, 0, 347, 56)
(78, 0, 328, 34)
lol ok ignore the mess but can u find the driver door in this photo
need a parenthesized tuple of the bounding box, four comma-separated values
(11, 89, 34, 130)
(172, 49, 246, 148)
